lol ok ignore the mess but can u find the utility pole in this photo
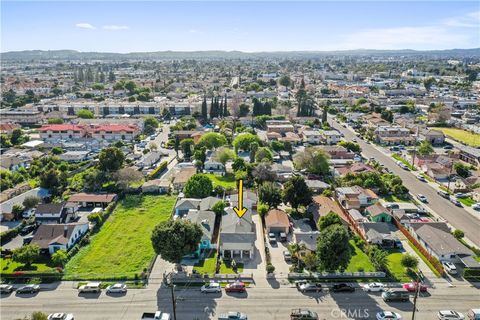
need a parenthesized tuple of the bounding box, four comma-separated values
(411, 271, 423, 320)
(170, 283, 177, 320)
(446, 161, 454, 193)
(411, 125, 419, 168)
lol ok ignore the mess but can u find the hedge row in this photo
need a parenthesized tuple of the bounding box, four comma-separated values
(148, 161, 168, 180)
(464, 268, 480, 278)
(0, 222, 25, 245)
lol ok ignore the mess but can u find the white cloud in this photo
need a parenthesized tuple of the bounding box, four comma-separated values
(75, 23, 96, 30)
(103, 25, 129, 31)
(443, 11, 480, 28)
(189, 29, 199, 34)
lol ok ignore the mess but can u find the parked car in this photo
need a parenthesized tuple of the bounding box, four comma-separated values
(78, 282, 101, 293)
(106, 283, 127, 294)
(362, 282, 385, 292)
(385, 203, 400, 210)
(331, 283, 355, 293)
(283, 251, 292, 262)
(22, 235, 34, 245)
(141, 311, 171, 320)
(417, 194, 428, 203)
(472, 203, 480, 211)
(268, 233, 276, 243)
(376, 311, 402, 320)
(443, 145, 453, 150)
(437, 190, 450, 199)
(449, 197, 462, 207)
(20, 224, 36, 235)
(442, 262, 458, 275)
(0, 284, 14, 294)
(298, 283, 322, 293)
(16, 284, 40, 294)
(466, 309, 480, 320)
(200, 282, 221, 293)
(22, 208, 36, 219)
(280, 232, 287, 242)
(382, 289, 409, 302)
(455, 193, 467, 198)
(47, 313, 75, 320)
(416, 175, 426, 182)
(402, 282, 428, 293)
(437, 310, 465, 320)
(225, 281, 246, 293)
(218, 311, 248, 320)
(290, 309, 318, 320)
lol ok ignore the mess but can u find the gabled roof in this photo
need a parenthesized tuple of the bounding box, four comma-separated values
(294, 231, 320, 251)
(199, 196, 222, 211)
(175, 198, 201, 210)
(184, 210, 216, 241)
(411, 222, 473, 256)
(36, 203, 65, 215)
(366, 202, 391, 217)
(68, 193, 117, 203)
(32, 223, 87, 249)
(265, 209, 289, 228)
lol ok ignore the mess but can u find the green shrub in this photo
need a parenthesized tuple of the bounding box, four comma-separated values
(464, 268, 480, 278)
(148, 161, 168, 180)
(266, 263, 275, 273)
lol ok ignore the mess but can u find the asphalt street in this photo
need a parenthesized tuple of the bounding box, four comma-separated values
(2, 284, 479, 320)
(330, 119, 480, 248)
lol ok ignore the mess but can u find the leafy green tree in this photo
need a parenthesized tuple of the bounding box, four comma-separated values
(214, 147, 235, 173)
(282, 176, 312, 210)
(98, 147, 124, 171)
(12, 204, 24, 220)
(211, 200, 226, 216)
(197, 132, 227, 150)
(423, 77, 436, 91)
(249, 142, 259, 163)
(10, 129, 24, 145)
(0, 134, 12, 148)
(255, 147, 273, 163)
(51, 147, 63, 155)
(48, 118, 64, 124)
(143, 116, 159, 135)
(252, 162, 276, 184)
(231, 157, 246, 172)
(151, 220, 203, 263)
(338, 141, 361, 153)
(257, 202, 269, 218)
(184, 174, 213, 198)
(454, 162, 470, 178)
(258, 181, 282, 208)
(278, 75, 292, 87)
(124, 80, 137, 95)
(318, 212, 342, 231)
(400, 254, 419, 269)
(180, 138, 194, 159)
(77, 109, 94, 119)
(22, 196, 40, 209)
(31, 312, 49, 320)
(232, 133, 261, 153)
(293, 147, 330, 176)
(417, 141, 434, 156)
(12, 244, 40, 267)
(367, 246, 389, 271)
(39, 168, 60, 193)
(303, 252, 318, 271)
(51, 249, 68, 267)
(453, 229, 465, 240)
(316, 224, 351, 272)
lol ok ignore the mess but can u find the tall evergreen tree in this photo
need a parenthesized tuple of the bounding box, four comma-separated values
(99, 71, 106, 83)
(78, 69, 85, 83)
(108, 70, 116, 82)
(218, 97, 224, 118)
(223, 94, 228, 116)
(209, 97, 215, 119)
(201, 96, 208, 122)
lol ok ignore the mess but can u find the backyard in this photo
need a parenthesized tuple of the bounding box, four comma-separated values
(207, 173, 237, 189)
(64, 194, 176, 280)
(433, 128, 480, 148)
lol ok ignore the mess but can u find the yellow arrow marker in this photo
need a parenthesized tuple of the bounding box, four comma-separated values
(233, 179, 248, 218)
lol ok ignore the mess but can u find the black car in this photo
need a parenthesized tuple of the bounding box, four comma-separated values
(16, 284, 40, 294)
(20, 224, 36, 236)
(299, 283, 322, 293)
(331, 283, 355, 293)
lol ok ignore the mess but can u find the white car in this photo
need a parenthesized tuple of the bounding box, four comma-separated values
(442, 262, 457, 275)
(437, 310, 465, 320)
(472, 203, 480, 211)
(376, 311, 402, 320)
(417, 194, 428, 203)
(200, 282, 221, 293)
(48, 313, 75, 320)
(362, 282, 385, 292)
(268, 233, 276, 243)
(416, 175, 426, 182)
(106, 283, 127, 293)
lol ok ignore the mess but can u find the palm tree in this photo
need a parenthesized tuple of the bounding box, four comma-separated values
(288, 242, 306, 270)
(249, 142, 258, 163)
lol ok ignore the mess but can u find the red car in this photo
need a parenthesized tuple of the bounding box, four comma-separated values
(402, 282, 428, 293)
(225, 281, 246, 293)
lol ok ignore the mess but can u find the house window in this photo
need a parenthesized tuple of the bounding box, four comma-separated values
(450, 255, 455, 259)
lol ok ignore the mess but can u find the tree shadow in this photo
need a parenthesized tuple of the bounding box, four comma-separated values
(267, 277, 280, 289)
(329, 285, 383, 319)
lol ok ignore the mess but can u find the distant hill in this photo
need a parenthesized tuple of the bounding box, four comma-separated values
(1, 48, 479, 61)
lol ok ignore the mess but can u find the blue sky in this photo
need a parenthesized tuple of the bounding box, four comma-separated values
(2, 1, 479, 52)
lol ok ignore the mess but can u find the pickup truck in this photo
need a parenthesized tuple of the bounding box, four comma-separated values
(218, 311, 248, 320)
(141, 311, 171, 320)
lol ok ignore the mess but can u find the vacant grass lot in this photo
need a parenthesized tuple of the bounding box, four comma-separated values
(433, 128, 480, 147)
(207, 173, 237, 189)
(345, 240, 375, 272)
(64, 195, 176, 280)
(386, 251, 414, 282)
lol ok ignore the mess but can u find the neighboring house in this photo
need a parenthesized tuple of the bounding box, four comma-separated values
(271, 163, 294, 182)
(293, 231, 320, 256)
(409, 222, 477, 265)
(0, 155, 28, 172)
(174, 198, 201, 216)
(374, 126, 415, 145)
(320, 130, 342, 145)
(67, 193, 117, 209)
(335, 186, 379, 210)
(172, 167, 197, 192)
(347, 209, 369, 224)
(142, 179, 170, 194)
(336, 163, 375, 176)
(31, 223, 89, 254)
(265, 209, 290, 234)
(199, 196, 222, 211)
(266, 124, 294, 134)
(229, 190, 257, 210)
(307, 196, 349, 227)
(420, 129, 445, 145)
(421, 162, 450, 180)
(59, 151, 91, 162)
(320, 145, 355, 159)
(0, 187, 50, 221)
(139, 151, 163, 168)
(184, 209, 216, 257)
(219, 208, 256, 259)
(301, 130, 322, 144)
(359, 222, 395, 247)
(204, 159, 224, 174)
(35, 202, 78, 224)
(305, 179, 330, 194)
(172, 130, 204, 143)
(365, 202, 393, 223)
(457, 144, 480, 167)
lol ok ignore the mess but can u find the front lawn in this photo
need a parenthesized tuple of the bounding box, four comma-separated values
(193, 251, 217, 275)
(392, 154, 417, 171)
(207, 173, 236, 189)
(345, 240, 375, 272)
(433, 128, 480, 148)
(458, 197, 476, 207)
(382, 194, 410, 203)
(219, 259, 244, 274)
(64, 195, 176, 280)
(1, 256, 56, 273)
(386, 251, 415, 282)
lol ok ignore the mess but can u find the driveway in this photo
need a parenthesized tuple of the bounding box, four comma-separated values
(242, 212, 267, 285)
(266, 234, 291, 279)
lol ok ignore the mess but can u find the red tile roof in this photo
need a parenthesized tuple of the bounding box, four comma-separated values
(39, 124, 85, 132)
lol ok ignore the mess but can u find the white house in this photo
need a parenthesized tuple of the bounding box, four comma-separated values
(31, 223, 89, 254)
